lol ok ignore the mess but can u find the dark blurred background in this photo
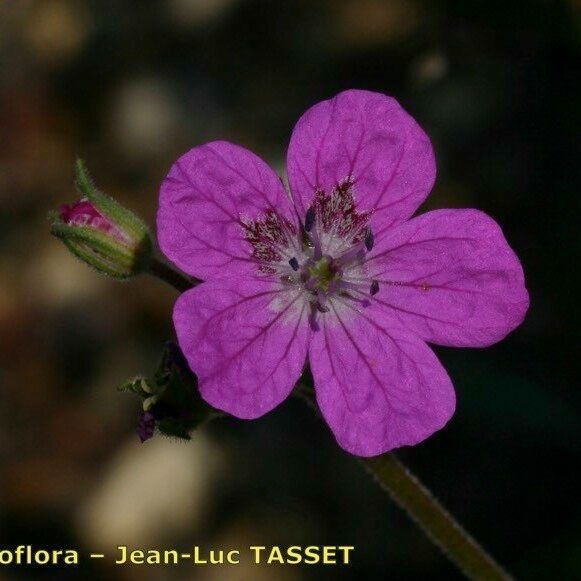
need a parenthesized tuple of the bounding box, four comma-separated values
(0, 1, 579, 579)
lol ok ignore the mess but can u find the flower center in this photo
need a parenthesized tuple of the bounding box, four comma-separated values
(305, 256, 340, 292)
(242, 177, 379, 329)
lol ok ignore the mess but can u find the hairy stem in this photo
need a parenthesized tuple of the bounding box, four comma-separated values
(150, 269, 512, 580)
(363, 454, 512, 580)
(148, 256, 199, 293)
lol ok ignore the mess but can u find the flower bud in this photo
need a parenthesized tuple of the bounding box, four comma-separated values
(119, 342, 217, 442)
(137, 411, 156, 443)
(49, 159, 153, 278)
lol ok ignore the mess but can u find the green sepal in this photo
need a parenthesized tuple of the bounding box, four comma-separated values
(62, 239, 131, 278)
(75, 159, 151, 243)
(118, 376, 152, 398)
(51, 222, 137, 278)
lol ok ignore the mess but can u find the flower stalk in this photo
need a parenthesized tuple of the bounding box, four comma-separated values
(362, 455, 511, 580)
(148, 257, 200, 292)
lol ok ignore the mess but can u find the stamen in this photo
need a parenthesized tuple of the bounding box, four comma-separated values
(308, 305, 320, 331)
(336, 243, 365, 267)
(337, 280, 366, 293)
(304, 207, 316, 232)
(364, 227, 374, 251)
(244, 187, 377, 315)
(310, 224, 322, 260)
(316, 292, 330, 313)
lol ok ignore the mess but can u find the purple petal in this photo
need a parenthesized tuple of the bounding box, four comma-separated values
(287, 89, 435, 229)
(60, 200, 129, 243)
(173, 278, 310, 418)
(158, 141, 296, 280)
(366, 209, 529, 347)
(310, 309, 455, 457)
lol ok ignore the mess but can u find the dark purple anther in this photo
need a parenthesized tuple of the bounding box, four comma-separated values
(364, 227, 374, 251)
(304, 207, 316, 232)
(137, 411, 156, 442)
(289, 257, 299, 271)
(370, 280, 380, 296)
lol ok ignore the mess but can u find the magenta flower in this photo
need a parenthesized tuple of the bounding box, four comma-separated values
(157, 90, 528, 456)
